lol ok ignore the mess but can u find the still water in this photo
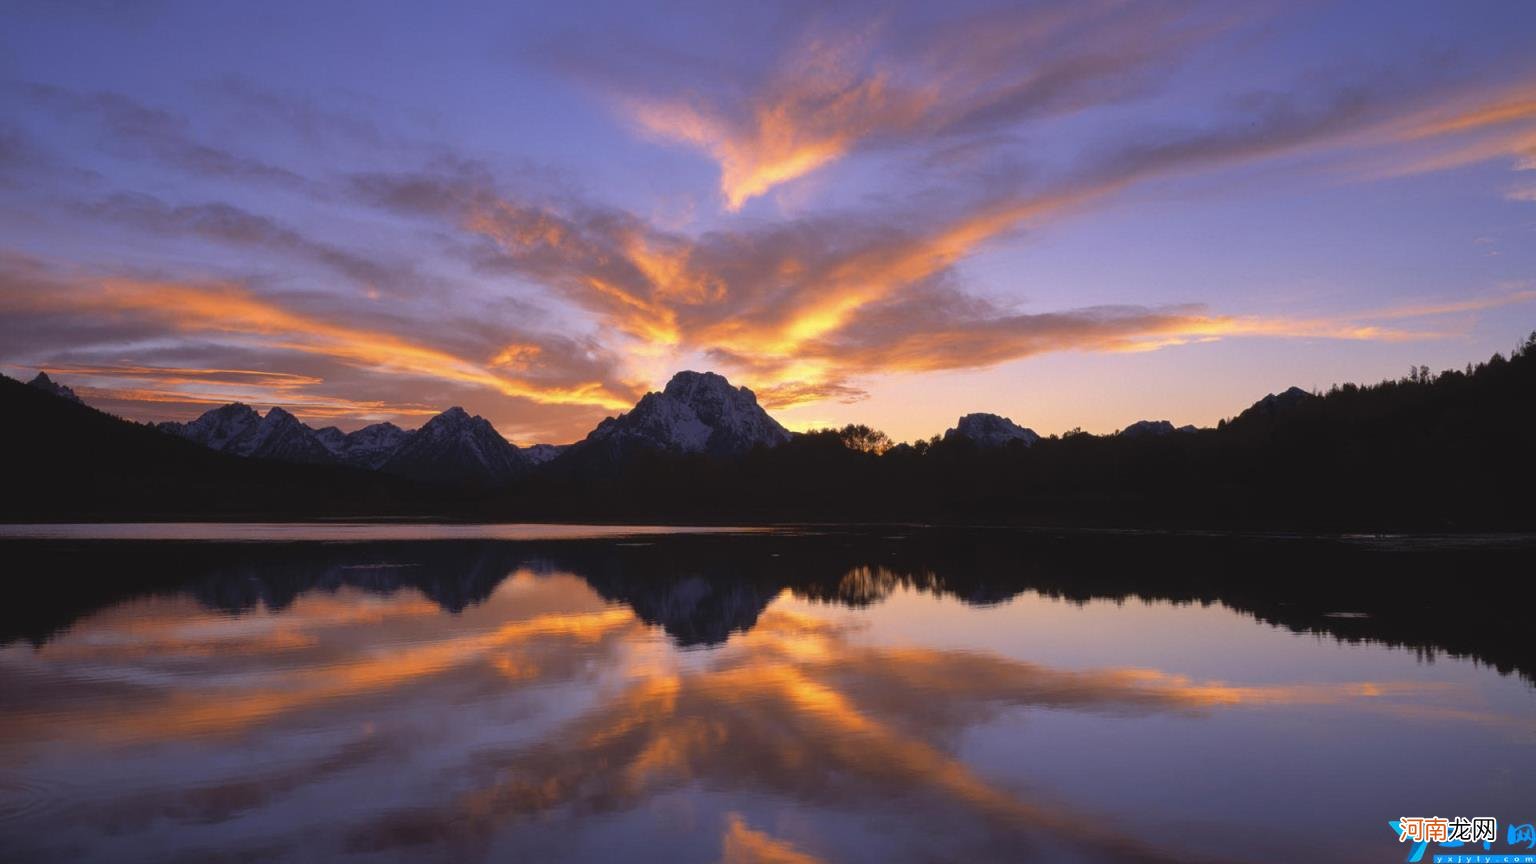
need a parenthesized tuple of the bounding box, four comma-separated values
(1, 526, 1532, 863)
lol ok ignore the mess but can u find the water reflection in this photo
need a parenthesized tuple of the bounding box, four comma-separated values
(7, 530, 1533, 677)
(1, 529, 1533, 863)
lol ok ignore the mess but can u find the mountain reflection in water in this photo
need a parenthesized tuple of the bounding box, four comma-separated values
(1, 528, 1532, 863)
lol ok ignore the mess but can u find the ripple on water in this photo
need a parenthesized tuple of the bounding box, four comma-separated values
(0, 776, 72, 826)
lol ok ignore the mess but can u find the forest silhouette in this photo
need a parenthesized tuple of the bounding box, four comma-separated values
(519, 332, 1536, 529)
(3, 333, 1533, 530)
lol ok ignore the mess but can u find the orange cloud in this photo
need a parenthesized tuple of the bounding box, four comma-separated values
(720, 814, 826, 864)
(627, 37, 935, 210)
(37, 364, 326, 389)
(1362, 81, 1536, 179)
(1, 274, 636, 413)
(619, 5, 1216, 209)
(41, 608, 643, 743)
(357, 65, 1536, 422)
(455, 173, 1523, 411)
(328, 608, 1474, 861)
(8, 590, 1508, 864)
(4, 364, 450, 423)
(1399, 85, 1536, 140)
(73, 386, 442, 421)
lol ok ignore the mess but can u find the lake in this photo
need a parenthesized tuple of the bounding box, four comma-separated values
(1, 525, 1532, 863)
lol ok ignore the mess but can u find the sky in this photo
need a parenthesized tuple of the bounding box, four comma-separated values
(2, 0, 1535, 445)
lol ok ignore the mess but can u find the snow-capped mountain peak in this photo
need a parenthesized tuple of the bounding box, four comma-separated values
(156, 400, 528, 482)
(159, 403, 331, 464)
(161, 403, 264, 452)
(242, 407, 335, 464)
(522, 443, 567, 465)
(313, 426, 348, 453)
(583, 370, 790, 459)
(943, 413, 1039, 447)
(335, 422, 409, 469)
(380, 407, 528, 487)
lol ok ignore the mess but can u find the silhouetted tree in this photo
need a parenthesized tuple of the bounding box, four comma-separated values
(833, 424, 894, 455)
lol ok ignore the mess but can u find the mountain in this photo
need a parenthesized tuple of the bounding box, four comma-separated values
(27, 372, 82, 404)
(160, 402, 522, 484)
(313, 426, 347, 453)
(1119, 420, 1198, 438)
(242, 407, 337, 464)
(10, 335, 1533, 529)
(576, 371, 791, 460)
(942, 413, 1039, 447)
(1237, 386, 1313, 423)
(159, 404, 334, 464)
(158, 403, 263, 452)
(380, 407, 528, 487)
(315, 422, 410, 469)
(523, 443, 567, 465)
(0, 373, 435, 520)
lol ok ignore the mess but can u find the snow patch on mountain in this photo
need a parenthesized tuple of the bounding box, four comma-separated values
(159, 404, 335, 464)
(316, 422, 409, 469)
(583, 371, 790, 458)
(160, 403, 264, 453)
(381, 407, 528, 486)
(943, 413, 1039, 447)
(523, 443, 567, 465)
(243, 407, 336, 464)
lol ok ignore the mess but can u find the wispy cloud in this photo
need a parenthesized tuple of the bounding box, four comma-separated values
(0, 257, 642, 431)
(354, 68, 1536, 412)
(1353, 80, 1536, 179)
(24, 84, 312, 189)
(616, 1, 1225, 209)
(5, 363, 445, 424)
(77, 193, 419, 297)
(720, 814, 825, 864)
(6, 9, 1536, 439)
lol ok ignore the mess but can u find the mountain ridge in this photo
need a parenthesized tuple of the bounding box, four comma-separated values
(13, 335, 1534, 527)
(0, 373, 438, 521)
(380, 406, 530, 487)
(572, 370, 792, 463)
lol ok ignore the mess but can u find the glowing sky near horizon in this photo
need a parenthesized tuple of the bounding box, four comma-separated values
(2, 0, 1535, 444)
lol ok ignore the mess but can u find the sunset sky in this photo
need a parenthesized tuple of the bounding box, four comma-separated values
(3, 1, 1535, 444)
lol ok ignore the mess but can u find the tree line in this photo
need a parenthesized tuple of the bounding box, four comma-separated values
(508, 332, 1536, 530)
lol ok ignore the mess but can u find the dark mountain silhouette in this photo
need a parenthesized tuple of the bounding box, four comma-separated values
(0, 374, 445, 521)
(5, 331, 1534, 528)
(1235, 385, 1313, 423)
(27, 371, 81, 404)
(506, 333, 1536, 530)
(380, 407, 530, 487)
(943, 412, 1039, 447)
(1119, 420, 1197, 438)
